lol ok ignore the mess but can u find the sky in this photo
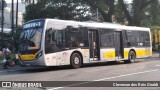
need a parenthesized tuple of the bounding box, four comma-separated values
(124, 0, 133, 3)
(5, 0, 133, 3)
(5, 0, 22, 3)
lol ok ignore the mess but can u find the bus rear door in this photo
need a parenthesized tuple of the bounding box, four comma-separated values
(114, 31, 124, 59)
(88, 29, 100, 61)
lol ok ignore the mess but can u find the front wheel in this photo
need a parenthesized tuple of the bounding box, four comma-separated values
(70, 53, 82, 69)
(124, 51, 136, 63)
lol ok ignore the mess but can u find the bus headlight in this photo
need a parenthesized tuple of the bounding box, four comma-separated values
(35, 51, 43, 60)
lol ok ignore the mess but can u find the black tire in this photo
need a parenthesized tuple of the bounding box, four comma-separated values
(124, 51, 136, 63)
(70, 53, 82, 69)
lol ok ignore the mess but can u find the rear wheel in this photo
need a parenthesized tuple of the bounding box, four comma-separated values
(70, 53, 82, 69)
(124, 51, 136, 63)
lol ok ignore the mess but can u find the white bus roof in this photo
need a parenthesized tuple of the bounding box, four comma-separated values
(29, 19, 150, 32)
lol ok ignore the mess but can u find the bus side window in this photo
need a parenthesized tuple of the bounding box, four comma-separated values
(66, 26, 86, 48)
(52, 31, 55, 41)
(45, 34, 50, 44)
(45, 28, 59, 54)
(45, 28, 52, 43)
(71, 36, 79, 47)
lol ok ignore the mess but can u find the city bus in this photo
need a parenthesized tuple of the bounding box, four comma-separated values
(18, 19, 152, 68)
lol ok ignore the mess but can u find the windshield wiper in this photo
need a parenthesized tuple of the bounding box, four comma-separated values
(29, 27, 39, 39)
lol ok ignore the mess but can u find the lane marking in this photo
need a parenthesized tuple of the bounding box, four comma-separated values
(48, 87, 64, 90)
(48, 69, 159, 90)
(155, 65, 160, 67)
(94, 69, 159, 81)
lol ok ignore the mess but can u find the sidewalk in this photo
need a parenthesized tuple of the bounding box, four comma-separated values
(152, 52, 159, 57)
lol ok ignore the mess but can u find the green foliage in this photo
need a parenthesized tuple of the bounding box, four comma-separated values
(12, 27, 22, 52)
(114, 2, 126, 24)
(23, 0, 116, 22)
(0, 56, 3, 64)
(0, 55, 3, 60)
(4, 26, 23, 52)
(0, 53, 19, 65)
(141, 0, 160, 27)
(24, 0, 92, 22)
(10, 53, 19, 65)
(118, 0, 160, 26)
(23, 0, 160, 26)
(83, 0, 115, 22)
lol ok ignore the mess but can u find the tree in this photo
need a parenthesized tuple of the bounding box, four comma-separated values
(82, 0, 115, 22)
(147, 0, 160, 26)
(118, 0, 158, 26)
(22, 0, 160, 26)
(23, 0, 92, 22)
(21, 0, 34, 4)
(23, 0, 116, 22)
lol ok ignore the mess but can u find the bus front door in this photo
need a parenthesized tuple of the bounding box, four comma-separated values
(88, 30, 100, 61)
(114, 31, 123, 59)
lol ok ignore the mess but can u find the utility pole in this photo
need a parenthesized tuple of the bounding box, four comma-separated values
(11, 0, 14, 52)
(96, 1, 99, 22)
(1, 0, 4, 48)
(15, 0, 18, 29)
(96, 8, 99, 22)
(157, 29, 160, 51)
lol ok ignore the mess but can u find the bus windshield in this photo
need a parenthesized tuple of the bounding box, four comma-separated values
(19, 20, 44, 54)
(19, 28, 43, 53)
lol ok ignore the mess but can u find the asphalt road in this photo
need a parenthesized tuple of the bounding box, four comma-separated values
(0, 54, 160, 90)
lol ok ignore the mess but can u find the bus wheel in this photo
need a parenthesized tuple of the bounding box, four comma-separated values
(125, 51, 136, 63)
(70, 53, 82, 69)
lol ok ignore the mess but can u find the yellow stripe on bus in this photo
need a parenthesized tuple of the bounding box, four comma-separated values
(136, 50, 146, 57)
(103, 52, 115, 59)
(124, 49, 152, 58)
(124, 51, 129, 58)
(136, 49, 152, 57)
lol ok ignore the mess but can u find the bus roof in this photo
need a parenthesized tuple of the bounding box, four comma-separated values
(25, 19, 150, 31)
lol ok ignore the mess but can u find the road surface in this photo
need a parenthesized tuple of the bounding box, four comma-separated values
(0, 54, 160, 90)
